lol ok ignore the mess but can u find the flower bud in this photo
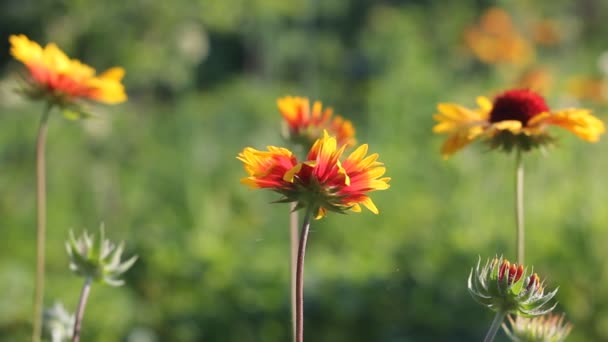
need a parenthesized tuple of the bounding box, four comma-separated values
(65, 224, 137, 286)
(468, 256, 558, 316)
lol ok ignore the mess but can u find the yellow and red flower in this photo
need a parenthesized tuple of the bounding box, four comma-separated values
(9, 34, 126, 105)
(433, 88, 605, 158)
(277, 96, 356, 149)
(238, 131, 389, 218)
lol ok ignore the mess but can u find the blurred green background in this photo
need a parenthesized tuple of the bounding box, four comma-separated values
(2, 0, 608, 341)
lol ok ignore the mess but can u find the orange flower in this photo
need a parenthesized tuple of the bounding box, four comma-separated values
(531, 19, 561, 47)
(277, 96, 356, 149)
(433, 88, 605, 157)
(464, 7, 534, 66)
(238, 131, 389, 218)
(516, 66, 553, 94)
(9, 34, 126, 105)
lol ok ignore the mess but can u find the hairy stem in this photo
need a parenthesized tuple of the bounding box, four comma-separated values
(515, 150, 524, 265)
(295, 208, 313, 342)
(33, 103, 52, 342)
(289, 203, 299, 340)
(484, 311, 506, 342)
(72, 278, 93, 342)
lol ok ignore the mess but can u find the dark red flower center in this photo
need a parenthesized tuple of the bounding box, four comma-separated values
(489, 89, 549, 125)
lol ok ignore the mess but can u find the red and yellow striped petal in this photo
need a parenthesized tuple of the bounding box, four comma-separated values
(237, 146, 297, 189)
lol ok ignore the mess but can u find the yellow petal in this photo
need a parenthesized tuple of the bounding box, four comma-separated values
(546, 109, 605, 142)
(283, 163, 303, 183)
(346, 144, 368, 163)
(99, 67, 125, 81)
(360, 197, 379, 214)
(476, 96, 493, 111)
(491, 120, 522, 133)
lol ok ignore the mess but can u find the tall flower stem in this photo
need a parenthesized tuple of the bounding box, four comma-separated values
(295, 208, 313, 342)
(289, 203, 299, 340)
(515, 150, 525, 264)
(72, 277, 92, 342)
(33, 103, 52, 342)
(484, 311, 506, 342)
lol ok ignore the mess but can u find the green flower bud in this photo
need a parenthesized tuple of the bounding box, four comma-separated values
(66, 224, 137, 286)
(468, 256, 558, 316)
(502, 313, 573, 342)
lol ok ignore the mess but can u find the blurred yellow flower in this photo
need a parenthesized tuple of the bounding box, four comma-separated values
(278, 96, 356, 149)
(433, 89, 604, 157)
(531, 19, 562, 47)
(464, 7, 535, 66)
(516, 66, 553, 94)
(9, 34, 126, 105)
(567, 76, 607, 104)
(238, 131, 389, 219)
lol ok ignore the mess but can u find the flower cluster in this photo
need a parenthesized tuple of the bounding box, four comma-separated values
(9, 34, 126, 109)
(433, 88, 604, 157)
(278, 96, 356, 149)
(502, 313, 572, 342)
(468, 257, 558, 317)
(66, 225, 138, 287)
(238, 131, 389, 218)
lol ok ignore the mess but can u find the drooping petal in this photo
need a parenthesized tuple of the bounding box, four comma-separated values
(439, 124, 486, 158)
(542, 109, 605, 142)
(433, 100, 492, 157)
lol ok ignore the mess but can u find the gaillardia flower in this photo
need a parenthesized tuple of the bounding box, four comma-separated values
(502, 313, 572, 342)
(9, 34, 126, 106)
(468, 256, 558, 317)
(278, 96, 356, 149)
(433, 88, 605, 157)
(238, 131, 389, 218)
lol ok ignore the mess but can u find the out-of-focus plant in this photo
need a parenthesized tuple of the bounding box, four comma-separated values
(502, 313, 572, 342)
(8, 34, 127, 342)
(43, 302, 75, 342)
(65, 225, 137, 342)
(464, 7, 535, 67)
(278, 96, 356, 150)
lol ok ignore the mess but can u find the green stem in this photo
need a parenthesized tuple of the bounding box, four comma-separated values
(515, 150, 524, 265)
(289, 203, 299, 340)
(72, 277, 93, 342)
(33, 103, 52, 342)
(295, 208, 313, 342)
(484, 311, 506, 342)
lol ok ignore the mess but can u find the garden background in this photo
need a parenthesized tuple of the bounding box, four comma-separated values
(1, 0, 608, 341)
